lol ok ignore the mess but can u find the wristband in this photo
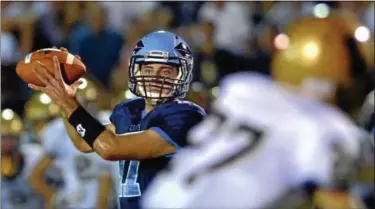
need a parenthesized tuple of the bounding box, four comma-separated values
(68, 106, 105, 147)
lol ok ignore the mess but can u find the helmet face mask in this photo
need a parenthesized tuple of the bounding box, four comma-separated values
(129, 59, 192, 101)
(128, 31, 194, 104)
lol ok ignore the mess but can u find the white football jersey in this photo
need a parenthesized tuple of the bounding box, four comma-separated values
(358, 90, 374, 132)
(41, 115, 118, 209)
(1, 143, 45, 209)
(143, 73, 371, 208)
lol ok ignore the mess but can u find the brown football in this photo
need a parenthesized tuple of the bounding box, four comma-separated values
(16, 48, 87, 86)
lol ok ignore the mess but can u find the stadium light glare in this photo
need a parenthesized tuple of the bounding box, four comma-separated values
(2, 109, 14, 120)
(40, 93, 52, 104)
(355, 26, 370, 42)
(274, 33, 290, 50)
(313, 3, 330, 19)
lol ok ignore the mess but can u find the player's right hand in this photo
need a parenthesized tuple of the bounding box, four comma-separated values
(29, 46, 86, 117)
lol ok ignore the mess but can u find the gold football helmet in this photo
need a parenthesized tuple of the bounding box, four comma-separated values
(77, 77, 100, 102)
(25, 92, 60, 122)
(77, 77, 112, 110)
(1, 109, 23, 136)
(24, 92, 60, 139)
(272, 12, 374, 117)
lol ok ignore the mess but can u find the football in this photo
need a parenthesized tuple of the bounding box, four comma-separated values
(16, 48, 86, 86)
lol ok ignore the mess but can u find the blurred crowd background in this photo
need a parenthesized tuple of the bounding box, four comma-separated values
(2, 1, 374, 114)
(1, 1, 374, 209)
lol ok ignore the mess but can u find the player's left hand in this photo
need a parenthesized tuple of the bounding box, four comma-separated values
(28, 54, 82, 117)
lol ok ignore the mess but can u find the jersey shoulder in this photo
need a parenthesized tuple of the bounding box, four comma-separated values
(298, 98, 360, 136)
(286, 90, 364, 160)
(113, 97, 145, 113)
(219, 72, 361, 146)
(311, 103, 362, 153)
(110, 98, 145, 134)
(219, 72, 289, 111)
(217, 72, 302, 126)
(144, 100, 206, 148)
(156, 99, 206, 116)
(146, 99, 207, 127)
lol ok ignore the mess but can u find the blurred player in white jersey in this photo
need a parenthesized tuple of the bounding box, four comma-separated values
(28, 78, 118, 209)
(355, 90, 375, 208)
(1, 109, 45, 209)
(359, 90, 374, 135)
(143, 12, 374, 209)
(24, 91, 67, 209)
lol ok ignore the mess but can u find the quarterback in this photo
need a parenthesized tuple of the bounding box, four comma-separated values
(28, 31, 206, 209)
(143, 14, 374, 208)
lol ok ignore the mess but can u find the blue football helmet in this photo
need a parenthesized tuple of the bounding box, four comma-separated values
(128, 31, 194, 103)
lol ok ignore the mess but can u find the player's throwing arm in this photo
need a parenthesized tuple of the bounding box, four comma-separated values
(27, 54, 187, 160)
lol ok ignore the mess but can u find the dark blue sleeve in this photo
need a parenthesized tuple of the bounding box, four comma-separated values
(110, 98, 145, 134)
(147, 104, 206, 150)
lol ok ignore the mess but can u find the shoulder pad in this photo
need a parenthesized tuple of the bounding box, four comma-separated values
(152, 100, 206, 118)
(114, 98, 145, 113)
(142, 101, 206, 148)
(143, 100, 206, 129)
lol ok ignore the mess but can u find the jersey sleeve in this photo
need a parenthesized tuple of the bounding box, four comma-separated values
(147, 104, 206, 150)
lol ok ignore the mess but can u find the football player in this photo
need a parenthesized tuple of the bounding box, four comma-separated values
(28, 80, 118, 209)
(24, 92, 64, 209)
(142, 13, 374, 208)
(28, 31, 206, 209)
(1, 109, 45, 209)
